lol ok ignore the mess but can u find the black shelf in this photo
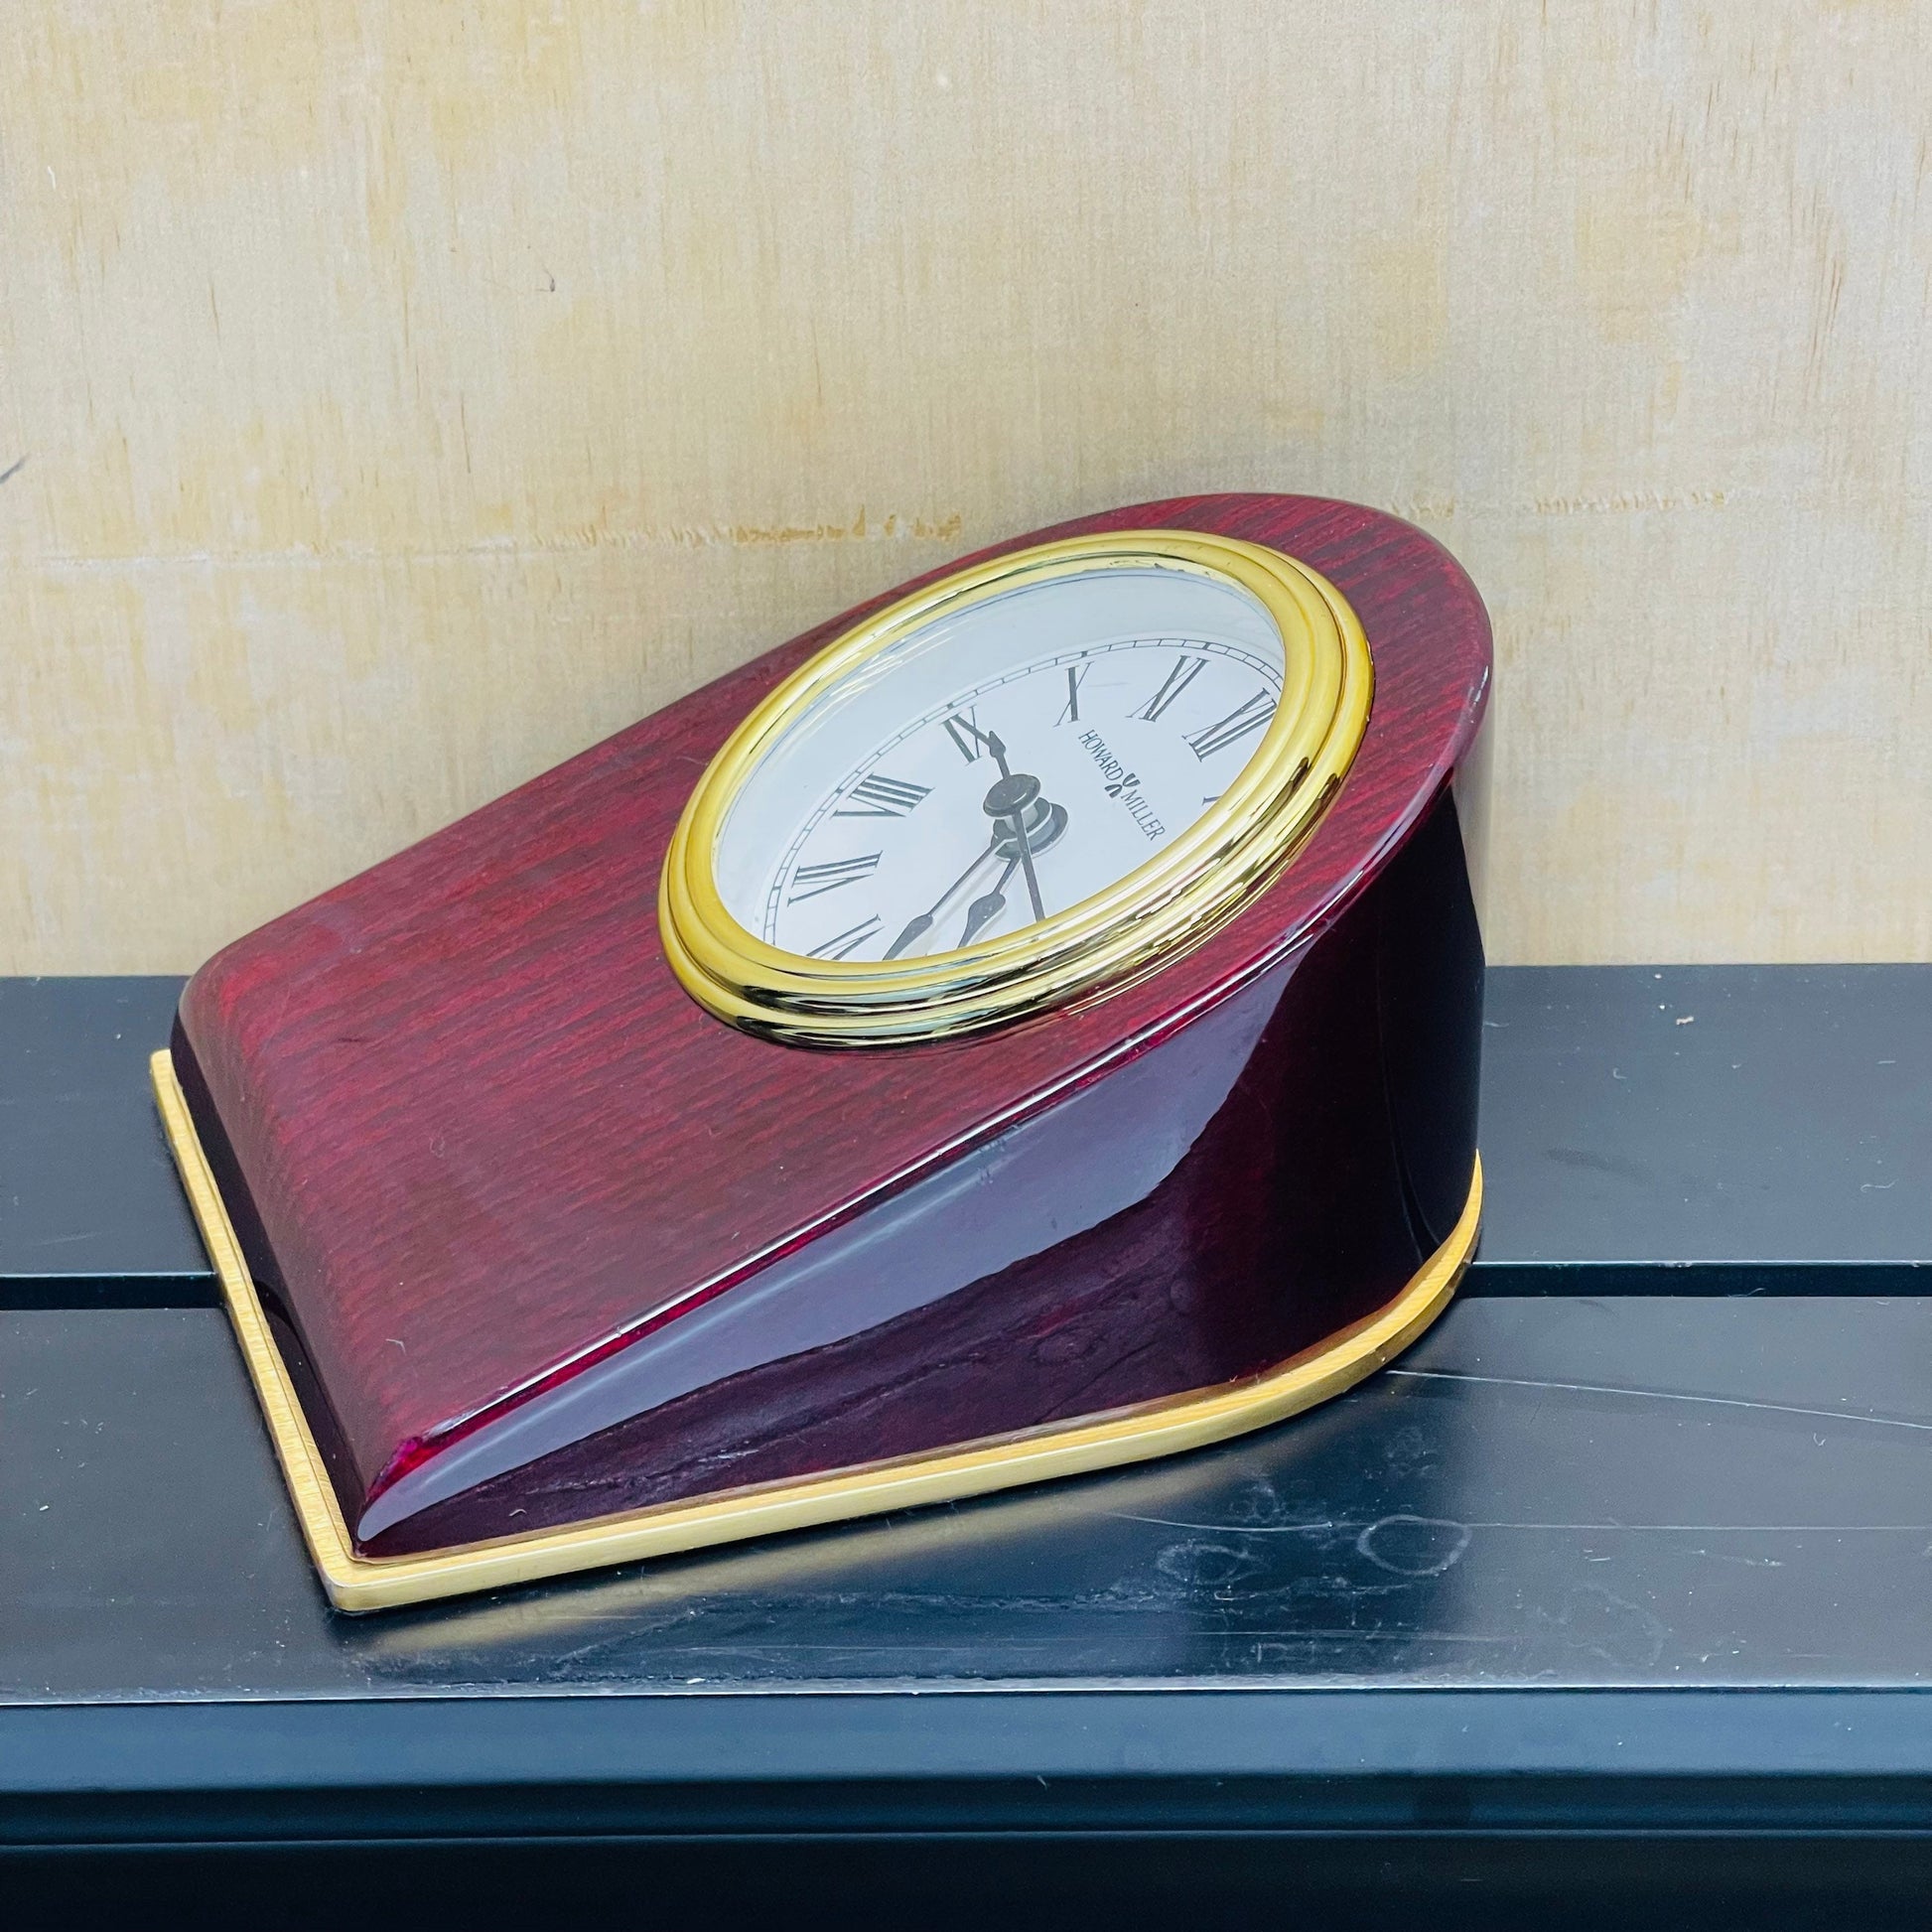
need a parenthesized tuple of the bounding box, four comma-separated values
(5, 965, 1932, 1925)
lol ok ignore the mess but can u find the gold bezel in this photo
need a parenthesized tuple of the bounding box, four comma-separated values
(153, 1046, 1476, 1614)
(659, 530, 1373, 1046)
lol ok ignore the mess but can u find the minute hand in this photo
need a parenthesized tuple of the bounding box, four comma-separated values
(883, 835, 1005, 960)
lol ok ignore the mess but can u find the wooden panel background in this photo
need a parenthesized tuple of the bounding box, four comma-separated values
(3, 0, 1928, 973)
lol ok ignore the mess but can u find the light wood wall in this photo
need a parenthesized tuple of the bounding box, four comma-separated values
(4, 0, 1928, 973)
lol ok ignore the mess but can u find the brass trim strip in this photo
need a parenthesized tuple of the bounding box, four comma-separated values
(154, 1048, 1478, 1613)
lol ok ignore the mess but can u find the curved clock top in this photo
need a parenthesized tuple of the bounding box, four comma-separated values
(662, 531, 1373, 1045)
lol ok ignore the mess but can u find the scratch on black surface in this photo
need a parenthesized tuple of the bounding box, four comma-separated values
(1113, 1511, 1337, 1536)
(1542, 1146, 1654, 1184)
(1388, 1367, 1932, 1434)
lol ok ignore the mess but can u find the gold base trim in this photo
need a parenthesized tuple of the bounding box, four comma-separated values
(153, 1048, 1480, 1613)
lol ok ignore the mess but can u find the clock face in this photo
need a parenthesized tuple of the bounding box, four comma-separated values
(713, 568, 1289, 961)
(663, 531, 1371, 1045)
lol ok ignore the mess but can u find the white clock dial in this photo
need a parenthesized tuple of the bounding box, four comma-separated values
(712, 567, 1288, 960)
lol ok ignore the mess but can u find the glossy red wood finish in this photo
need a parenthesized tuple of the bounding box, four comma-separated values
(172, 494, 1491, 1553)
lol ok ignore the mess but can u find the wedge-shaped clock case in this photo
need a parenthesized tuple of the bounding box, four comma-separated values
(156, 492, 1491, 1609)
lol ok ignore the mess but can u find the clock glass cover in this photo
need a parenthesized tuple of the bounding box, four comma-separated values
(662, 532, 1372, 1044)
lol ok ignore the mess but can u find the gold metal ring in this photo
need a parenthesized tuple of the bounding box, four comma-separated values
(659, 530, 1373, 1046)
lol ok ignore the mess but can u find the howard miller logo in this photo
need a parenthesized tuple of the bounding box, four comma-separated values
(1077, 730, 1167, 842)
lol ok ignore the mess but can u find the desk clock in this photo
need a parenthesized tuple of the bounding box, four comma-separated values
(154, 493, 1491, 1609)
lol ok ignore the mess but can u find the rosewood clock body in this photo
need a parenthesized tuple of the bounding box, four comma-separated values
(163, 492, 1492, 1604)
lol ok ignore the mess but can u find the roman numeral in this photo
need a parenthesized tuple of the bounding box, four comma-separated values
(1186, 691, 1274, 759)
(1135, 654, 1204, 722)
(834, 773, 930, 818)
(1058, 664, 1087, 724)
(943, 710, 993, 761)
(787, 852, 882, 903)
(807, 914, 882, 959)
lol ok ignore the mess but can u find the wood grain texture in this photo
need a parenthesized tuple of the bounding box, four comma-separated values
(172, 493, 1490, 1538)
(357, 786, 1484, 1558)
(3, 2, 1928, 972)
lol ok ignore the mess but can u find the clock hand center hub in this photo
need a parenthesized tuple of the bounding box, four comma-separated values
(981, 769, 1067, 862)
(981, 770, 1040, 820)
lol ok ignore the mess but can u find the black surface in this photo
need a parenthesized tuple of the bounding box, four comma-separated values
(1474, 963, 1932, 1285)
(13, 1295, 1932, 1699)
(6, 966, 1927, 1308)
(0, 976, 211, 1301)
(7, 967, 1932, 1920)
(11, 1834, 1932, 1932)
